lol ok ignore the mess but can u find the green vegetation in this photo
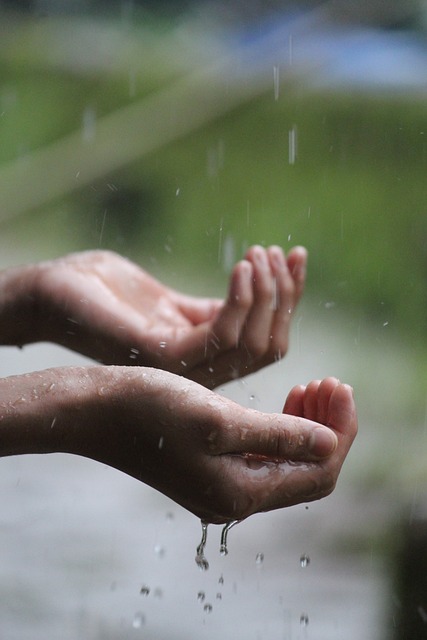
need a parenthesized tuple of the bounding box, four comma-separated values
(1, 13, 427, 353)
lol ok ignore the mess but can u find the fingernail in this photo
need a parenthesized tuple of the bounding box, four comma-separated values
(309, 427, 338, 458)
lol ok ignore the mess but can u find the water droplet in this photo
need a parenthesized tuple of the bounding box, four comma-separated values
(203, 604, 213, 613)
(140, 585, 150, 596)
(300, 554, 310, 568)
(300, 613, 309, 627)
(158, 436, 164, 450)
(197, 591, 205, 602)
(154, 544, 165, 558)
(216, 592, 222, 600)
(218, 574, 224, 585)
(159, 341, 167, 349)
(255, 552, 264, 566)
(195, 521, 209, 571)
(219, 520, 239, 557)
(132, 612, 145, 628)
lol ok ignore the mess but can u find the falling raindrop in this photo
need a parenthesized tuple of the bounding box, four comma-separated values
(218, 574, 224, 585)
(140, 585, 150, 596)
(132, 612, 145, 629)
(288, 125, 298, 165)
(195, 521, 209, 571)
(300, 554, 310, 568)
(300, 613, 309, 627)
(255, 552, 264, 566)
(273, 64, 280, 100)
(203, 604, 213, 614)
(219, 520, 239, 556)
(197, 591, 206, 602)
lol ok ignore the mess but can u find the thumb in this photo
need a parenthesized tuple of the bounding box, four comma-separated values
(223, 412, 338, 461)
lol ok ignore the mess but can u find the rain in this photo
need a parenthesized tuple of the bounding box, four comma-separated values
(1, 1, 427, 639)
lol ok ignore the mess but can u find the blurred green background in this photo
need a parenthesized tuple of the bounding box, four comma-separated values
(1, 2, 426, 353)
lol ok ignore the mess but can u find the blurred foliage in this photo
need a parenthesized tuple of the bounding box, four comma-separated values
(1, 11, 427, 353)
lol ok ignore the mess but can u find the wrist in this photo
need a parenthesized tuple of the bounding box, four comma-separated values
(0, 263, 40, 346)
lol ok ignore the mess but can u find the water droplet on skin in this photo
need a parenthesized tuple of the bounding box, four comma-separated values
(300, 613, 309, 626)
(132, 612, 145, 628)
(195, 521, 209, 571)
(219, 520, 239, 556)
(203, 604, 213, 613)
(300, 554, 310, 568)
(140, 585, 150, 596)
(255, 552, 264, 566)
(197, 591, 205, 602)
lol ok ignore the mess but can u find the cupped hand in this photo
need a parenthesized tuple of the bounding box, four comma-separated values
(29, 246, 306, 388)
(79, 369, 357, 524)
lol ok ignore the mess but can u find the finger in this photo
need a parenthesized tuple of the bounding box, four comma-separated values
(317, 377, 340, 424)
(219, 411, 338, 461)
(302, 380, 322, 421)
(266, 245, 299, 358)
(239, 245, 275, 359)
(286, 245, 308, 301)
(210, 259, 253, 349)
(173, 293, 224, 325)
(327, 384, 357, 439)
(282, 384, 306, 415)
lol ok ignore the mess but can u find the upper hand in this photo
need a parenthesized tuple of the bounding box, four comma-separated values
(29, 247, 307, 388)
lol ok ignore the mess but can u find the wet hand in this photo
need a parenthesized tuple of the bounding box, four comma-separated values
(81, 370, 356, 524)
(27, 246, 306, 388)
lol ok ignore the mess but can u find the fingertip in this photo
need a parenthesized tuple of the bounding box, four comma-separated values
(283, 383, 305, 415)
(287, 246, 307, 282)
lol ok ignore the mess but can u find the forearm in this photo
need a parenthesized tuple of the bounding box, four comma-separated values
(0, 366, 109, 458)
